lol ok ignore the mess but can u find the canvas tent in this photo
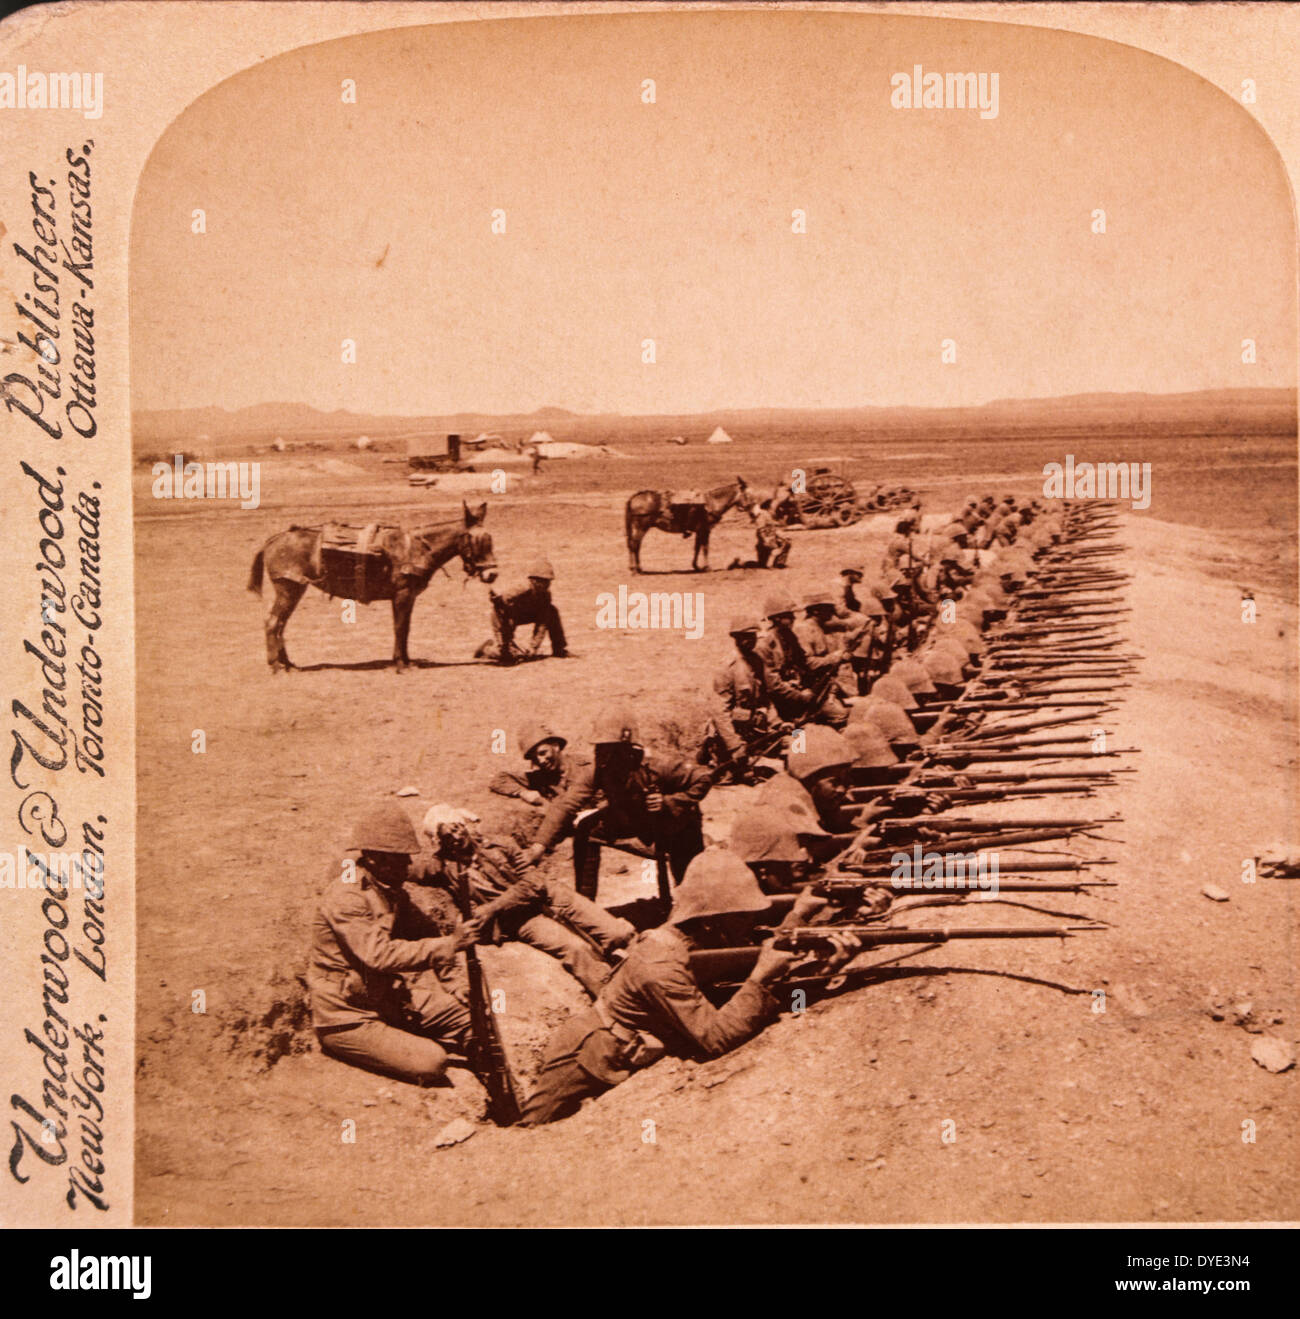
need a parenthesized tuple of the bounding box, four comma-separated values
(528, 430, 555, 448)
(706, 426, 734, 445)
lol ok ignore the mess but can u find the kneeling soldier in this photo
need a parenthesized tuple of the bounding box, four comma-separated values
(477, 558, 568, 664)
(308, 803, 477, 1086)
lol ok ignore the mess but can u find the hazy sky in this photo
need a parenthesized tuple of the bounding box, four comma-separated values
(130, 9, 1297, 415)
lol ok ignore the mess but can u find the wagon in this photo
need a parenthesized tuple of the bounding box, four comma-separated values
(773, 470, 920, 528)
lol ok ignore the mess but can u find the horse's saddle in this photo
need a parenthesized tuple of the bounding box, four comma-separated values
(668, 489, 704, 508)
(315, 522, 402, 604)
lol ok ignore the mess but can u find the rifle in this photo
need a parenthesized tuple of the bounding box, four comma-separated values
(806, 874, 1116, 897)
(689, 921, 1103, 981)
(453, 866, 522, 1127)
(876, 814, 1119, 833)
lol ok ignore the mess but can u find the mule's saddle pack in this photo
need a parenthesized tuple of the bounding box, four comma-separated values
(308, 522, 401, 604)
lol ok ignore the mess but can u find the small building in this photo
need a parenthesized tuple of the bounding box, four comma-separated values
(406, 432, 462, 471)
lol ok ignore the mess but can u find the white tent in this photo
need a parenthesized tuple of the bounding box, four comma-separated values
(528, 430, 555, 447)
(706, 426, 733, 445)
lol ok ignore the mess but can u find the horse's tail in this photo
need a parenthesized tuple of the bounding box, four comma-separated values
(248, 545, 266, 594)
(624, 495, 638, 550)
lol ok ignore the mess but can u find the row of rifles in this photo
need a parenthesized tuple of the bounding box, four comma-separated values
(695, 498, 1136, 985)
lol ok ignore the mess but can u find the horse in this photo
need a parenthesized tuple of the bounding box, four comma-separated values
(624, 477, 751, 573)
(247, 501, 498, 672)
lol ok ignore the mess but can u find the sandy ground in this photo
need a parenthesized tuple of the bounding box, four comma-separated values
(133, 445, 1297, 1225)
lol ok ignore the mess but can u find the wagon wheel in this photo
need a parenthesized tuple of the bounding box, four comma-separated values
(799, 473, 858, 525)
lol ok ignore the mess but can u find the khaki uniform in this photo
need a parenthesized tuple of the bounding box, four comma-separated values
(424, 836, 632, 997)
(308, 861, 470, 1084)
(519, 925, 778, 1125)
(483, 579, 567, 662)
(575, 752, 711, 883)
(755, 625, 848, 727)
(488, 747, 581, 805)
(530, 751, 600, 852)
(708, 652, 775, 759)
(752, 507, 791, 569)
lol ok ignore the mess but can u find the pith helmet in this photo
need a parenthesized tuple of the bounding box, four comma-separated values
(526, 558, 555, 581)
(923, 648, 965, 688)
(844, 721, 900, 769)
(787, 724, 854, 782)
(870, 672, 918, 710)
(870, 577, 898, 604)
(851, 697, 918, 745)
(942, 617, 986, 652)
(803, 591, 837, 612)
(928, 633, 972, 664)
(519, 724, 565, 758)
(840, 564, 866, 578)
(891, 658, 937, 696)
(759, 774, 829, 836)
(592, 711, 641, 746)
(669, 848, 771, 924)
(858, 592, 886, 618)
(764, 592, 798, 619)
(728, 808, 809, 864)
(352, 803, 421, 855)
(728, 616, 759, 636)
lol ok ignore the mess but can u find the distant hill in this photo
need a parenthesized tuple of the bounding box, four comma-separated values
(133, 388, 1296, 453)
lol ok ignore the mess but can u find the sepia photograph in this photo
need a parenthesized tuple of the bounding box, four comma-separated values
(1, 0, 1296, 1270)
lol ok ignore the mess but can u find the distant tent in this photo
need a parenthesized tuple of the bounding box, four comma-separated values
(706, 426, 734, 445)
(528, 430, 555, 448)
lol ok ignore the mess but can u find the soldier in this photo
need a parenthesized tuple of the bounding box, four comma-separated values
(849, 694, 922, 757)
(476, 558, 568, 664)
(750, 500, 792, 569)
(489, 723, 572, 807)
(308, 803, 478, 1086)
(518, 850, 831, 1126)
(702, 616, 781, 775)
(571, 713, 711, 885)
(882, 512, 919, 576)
(727, 805, 821, 893)
(921, 647, 967, 702)
(797, 593, 860, 702)
(889, 657, 940, 708)
(838, 564, 868, 616)
(758, 724, 857, 843)
(419, 805, 633, 998)
(756, 593, 849, 728)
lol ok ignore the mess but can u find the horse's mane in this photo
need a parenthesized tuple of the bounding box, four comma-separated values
(705, 480, 741, 499)
(410, 517, 476, 537)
